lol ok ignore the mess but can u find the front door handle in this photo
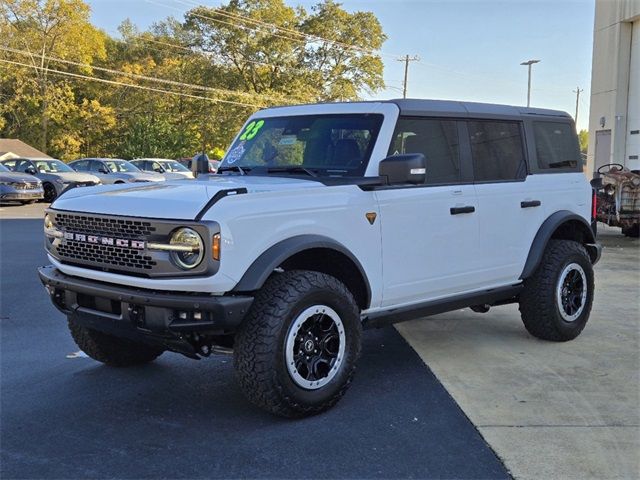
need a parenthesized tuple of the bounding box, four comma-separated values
(521, 200, 541, 208)
(450, 206, 476, 215)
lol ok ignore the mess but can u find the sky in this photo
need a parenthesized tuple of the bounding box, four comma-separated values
(85, 0, 596, 130)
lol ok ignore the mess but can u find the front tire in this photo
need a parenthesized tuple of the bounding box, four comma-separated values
(519, 240, 594, 341)
(68, 319, 164, 367)
(233, 270, 362, 417)
(42, 182, 57, 203)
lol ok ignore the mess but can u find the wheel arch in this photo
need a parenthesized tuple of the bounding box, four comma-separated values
(233, 235, 371, 310)
(520, 210, 599, 280)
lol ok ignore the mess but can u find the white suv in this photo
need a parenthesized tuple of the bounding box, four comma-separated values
(39, 99, 601, 417)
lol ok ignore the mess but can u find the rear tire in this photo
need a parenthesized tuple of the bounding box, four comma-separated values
(233, 270, 362, 418)
(622, 224, 639, 238)
(519, 240, 594, 341)
(68, 319, 164, 367)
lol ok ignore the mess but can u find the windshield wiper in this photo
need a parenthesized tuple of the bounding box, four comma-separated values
(218, 165, 248, 175)
(266, 166, 318, 177)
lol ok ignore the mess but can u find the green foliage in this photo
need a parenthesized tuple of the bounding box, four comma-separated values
(578, 129, 588, 154)
(0, 0, 387, 160)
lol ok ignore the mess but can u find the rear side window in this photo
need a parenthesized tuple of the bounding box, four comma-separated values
(468, 121, 526, 182)
(388, 118, 460, 185)
(533, 121, 581, 170)
(72, 160, 89, 171)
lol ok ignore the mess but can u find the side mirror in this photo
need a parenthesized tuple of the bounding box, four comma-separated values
(25, 166, 37, 175)
(378, 153, 426, 185)
(154, 167, 165, 173)
(590, 177, 603, 190)
(98, 167, 109, 174)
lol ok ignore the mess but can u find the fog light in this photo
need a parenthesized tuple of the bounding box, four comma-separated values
(194, 311, 202, 320)
(178, 311, 188, 320)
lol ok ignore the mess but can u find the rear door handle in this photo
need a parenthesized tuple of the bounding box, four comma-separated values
(520, 200, 541, 208)
(450, 206, 475, 215)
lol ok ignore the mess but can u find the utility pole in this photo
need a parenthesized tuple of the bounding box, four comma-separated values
(397, 55, 420, 98)
(520, 59, 541, 107)
(573, 86, 583, 125)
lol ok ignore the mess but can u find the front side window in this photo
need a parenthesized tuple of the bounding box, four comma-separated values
(33, 160, 74, 173)
(220, 114, 384, 176)
(15, 160, 34, 173)
(104, 160, 140, 173)
(533, 121, 581, 170)
(89, 161, 104, 172)
(468, 121, 526, 182)
(71, 160, 89, 171)
(388, 118, 460, 185)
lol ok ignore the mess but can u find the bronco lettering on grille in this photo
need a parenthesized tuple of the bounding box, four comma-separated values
(62, 231, 145, 249)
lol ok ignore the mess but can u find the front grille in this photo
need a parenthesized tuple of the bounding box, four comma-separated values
(11, 182, 39, 190)
(54, 213, 156, 237)
(47, 210, 216, 278)
(57, 240, 156, 270)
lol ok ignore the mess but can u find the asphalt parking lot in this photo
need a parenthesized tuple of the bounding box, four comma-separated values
(1, 202, 638, 480)
(0, 213, 508, 479)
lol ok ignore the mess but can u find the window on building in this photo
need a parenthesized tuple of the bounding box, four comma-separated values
(468, 120, 526, 182)
(533, 121, 581, 170)
(388, 118, 460, 185)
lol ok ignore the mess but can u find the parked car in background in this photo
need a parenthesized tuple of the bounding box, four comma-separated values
(0, 157, 101, 202)
(69, 158, 165, 184)
(592, 163, 640, 237)
(130, 158, 194, 180)
(0, 163, 44, 204)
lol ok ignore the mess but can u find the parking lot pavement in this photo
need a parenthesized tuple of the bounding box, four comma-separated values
(0, 219, 508, 479)
(397, 224, 640, 480)
(0, 201, 49, 219)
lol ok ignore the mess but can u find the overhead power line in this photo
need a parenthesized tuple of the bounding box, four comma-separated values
(0, 57, 262, 108)
(173, 0, 399, 59)
(149, 0, 398, 60)
(0, 45, 286, 105)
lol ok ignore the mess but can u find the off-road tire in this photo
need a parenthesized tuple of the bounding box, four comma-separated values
(519, 240, 594, 341)
(68, 319, 164, 367)
(233, 270, 362, 418)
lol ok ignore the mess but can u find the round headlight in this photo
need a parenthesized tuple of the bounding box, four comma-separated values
(169, 228, 204, 269)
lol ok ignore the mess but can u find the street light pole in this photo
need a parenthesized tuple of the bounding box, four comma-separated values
(520, 59, 540, 107)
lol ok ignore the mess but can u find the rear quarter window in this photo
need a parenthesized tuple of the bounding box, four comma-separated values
(532, 121, 581, 172)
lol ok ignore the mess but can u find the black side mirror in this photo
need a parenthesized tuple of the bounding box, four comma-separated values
(25, 166, 37, 175)
(98, 167, 109, 174)
(154, 167, 165, 173)
(378, 153, 426, 185)
(590, 177, 603, 190)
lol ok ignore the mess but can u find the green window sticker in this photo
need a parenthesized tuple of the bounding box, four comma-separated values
(239, 119, 265, 141)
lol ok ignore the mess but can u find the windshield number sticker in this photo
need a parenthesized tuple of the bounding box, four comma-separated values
(239, 119, 265, 141)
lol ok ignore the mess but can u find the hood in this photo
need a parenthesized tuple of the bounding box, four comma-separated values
(50, 172, 101, 183)
(134, 171, 165, 182)
(51, 174, 321, 219)
(0, 172, 41, 183)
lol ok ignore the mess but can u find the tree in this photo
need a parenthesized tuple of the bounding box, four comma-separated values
(0, 0, 106, 152)
(578, 129, 588, 155)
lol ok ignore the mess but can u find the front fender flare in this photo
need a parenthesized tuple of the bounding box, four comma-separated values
(232, 235, 371, 305)
(520, 211, 598, 280)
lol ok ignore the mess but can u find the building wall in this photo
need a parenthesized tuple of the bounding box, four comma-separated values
(587, 0, 640, 174)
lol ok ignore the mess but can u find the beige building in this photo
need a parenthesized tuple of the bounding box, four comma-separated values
(0, 138, 51, 161)
(587, 0, 640, 174)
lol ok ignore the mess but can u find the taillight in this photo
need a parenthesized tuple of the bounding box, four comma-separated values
(591, 189, 597, 220)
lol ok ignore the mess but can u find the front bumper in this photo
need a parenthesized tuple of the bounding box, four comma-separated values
(38, 265, 253, 355)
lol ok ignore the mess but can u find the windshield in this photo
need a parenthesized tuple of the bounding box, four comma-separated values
(105, 160, 140, 173)
(34, 159, 74, 173)
(220, 114, 384, 176)
(0, 164, 9, 172)
(159, 160, 190, 172)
